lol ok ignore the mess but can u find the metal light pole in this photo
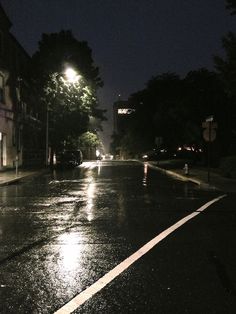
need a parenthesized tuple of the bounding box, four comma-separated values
(45, 103, 49, 167)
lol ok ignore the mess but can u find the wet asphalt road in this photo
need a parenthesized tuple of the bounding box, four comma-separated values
(0, 160, 235, 313)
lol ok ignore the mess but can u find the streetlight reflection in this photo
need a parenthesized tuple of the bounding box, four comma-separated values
(58, 232, 82, 271)
(86, 176, 96, 222)
(143, 162, 148, 187)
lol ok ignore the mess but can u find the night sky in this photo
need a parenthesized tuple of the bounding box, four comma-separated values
(1, 0, 236, 150)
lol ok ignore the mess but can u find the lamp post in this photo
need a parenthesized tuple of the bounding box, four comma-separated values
(45, 103, 49, 166)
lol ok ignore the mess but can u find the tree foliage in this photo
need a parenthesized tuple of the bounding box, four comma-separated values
(214, 32, 236, 153)
(31, 30, 103, 88)
(78, 131, 101, 148)
(112, 69, 229, 157)
(215, 32, 236, 99)
(30, 30, 105, 151)
(111, 1, 236, 159)
(226, 0, 236, 15)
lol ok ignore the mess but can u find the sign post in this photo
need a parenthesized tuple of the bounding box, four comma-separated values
(202, 117, 217, 183)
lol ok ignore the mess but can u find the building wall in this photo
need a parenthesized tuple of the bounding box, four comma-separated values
(113, 100, 135, 135)
(112, 99, 136, 159)
(0, 4, 30, 169)
(0, 70, 15, 169)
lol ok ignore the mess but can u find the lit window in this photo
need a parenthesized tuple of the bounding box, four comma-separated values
(118, 108, 135, 115)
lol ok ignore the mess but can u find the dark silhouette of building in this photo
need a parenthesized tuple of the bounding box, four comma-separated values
(113, 98, 135, 135)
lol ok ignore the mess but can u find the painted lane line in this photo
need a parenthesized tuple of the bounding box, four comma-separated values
(54, 194, 227, 314)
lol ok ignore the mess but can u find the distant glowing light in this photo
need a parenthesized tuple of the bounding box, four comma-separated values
(118, 108, 135, 115)
(101, 154, 113, 160)
(81, 161, 97, 169)
(143, 163, 148, 187)
(53, 153, 57, 165)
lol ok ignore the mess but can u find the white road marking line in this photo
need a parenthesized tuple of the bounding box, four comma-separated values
(54, 194, 227, 314)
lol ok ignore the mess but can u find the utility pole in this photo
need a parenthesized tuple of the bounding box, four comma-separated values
(45, 104, 49, 167)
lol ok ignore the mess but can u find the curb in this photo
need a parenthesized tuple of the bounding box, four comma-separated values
(148, 162, 190, 182)
(0, 177, 22, 186)
(0, 169, 48, 187)
(146, 162, 219, 191)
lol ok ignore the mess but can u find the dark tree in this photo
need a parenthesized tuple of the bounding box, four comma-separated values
(31, 30, 103, 88)
(113, 73, 184, 156)
(215, 32, 236, 154)
(214, 32, 236, 99)
(112, 69, 229, 159)
(30, 30, 105, 155)
(226, 0, 236, 15)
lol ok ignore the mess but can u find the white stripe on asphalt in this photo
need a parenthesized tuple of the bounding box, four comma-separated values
(54, 194, 227, 314)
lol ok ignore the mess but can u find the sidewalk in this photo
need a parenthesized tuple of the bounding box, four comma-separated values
(0, 169, 46, 186)
(147, 160, 236, 193)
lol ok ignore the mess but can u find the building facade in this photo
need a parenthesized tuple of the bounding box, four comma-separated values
(112, 98, 136, 158)
(113, 99, 135, 135)
(0, 4, 43, 170)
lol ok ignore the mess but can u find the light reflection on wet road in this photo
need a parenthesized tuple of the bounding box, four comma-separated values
(0, 160, 234, 313)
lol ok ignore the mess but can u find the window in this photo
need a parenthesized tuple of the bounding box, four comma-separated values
(0, 74, 5, 103)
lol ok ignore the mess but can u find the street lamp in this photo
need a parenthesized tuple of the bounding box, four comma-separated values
(64, 67, 81, 83)
(45, 104, 49, 166)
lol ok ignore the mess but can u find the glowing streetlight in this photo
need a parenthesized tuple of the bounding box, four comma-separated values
(64, 67, 81, 83)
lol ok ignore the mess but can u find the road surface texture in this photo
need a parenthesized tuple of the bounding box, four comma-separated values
(0, 161, 235, 313)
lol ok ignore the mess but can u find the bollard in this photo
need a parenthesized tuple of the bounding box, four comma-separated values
(183, 163, 189, 175)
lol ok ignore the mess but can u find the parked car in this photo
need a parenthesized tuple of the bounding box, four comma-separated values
(142, 149, 169, 161)
(56, 150, 83, 168)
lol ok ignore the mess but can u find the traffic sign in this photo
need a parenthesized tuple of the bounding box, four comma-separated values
(202, 120, 217, 142)
(203, 128, 216, 142)
(202, 122, 218, 129)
